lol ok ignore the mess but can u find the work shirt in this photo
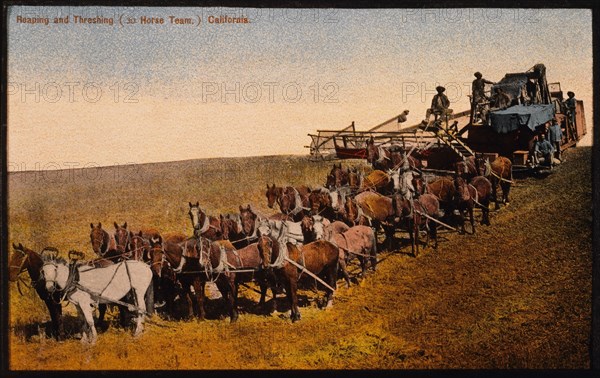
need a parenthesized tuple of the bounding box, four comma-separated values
(535, 139, 554, 155)
(472, 78, 493, 102)
(431, 94, 450, 112)
(548, 123, 563, 143)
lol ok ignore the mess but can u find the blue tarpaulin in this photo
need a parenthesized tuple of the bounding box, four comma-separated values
(490, 104, 555, 134)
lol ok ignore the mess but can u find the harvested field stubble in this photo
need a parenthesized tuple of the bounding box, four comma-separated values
(7, 148, 591, 369)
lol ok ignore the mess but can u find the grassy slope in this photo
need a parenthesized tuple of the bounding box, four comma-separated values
(7, 149, 592, 369)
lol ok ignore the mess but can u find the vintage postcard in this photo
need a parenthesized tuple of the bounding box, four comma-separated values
(4, 4, 594, 371)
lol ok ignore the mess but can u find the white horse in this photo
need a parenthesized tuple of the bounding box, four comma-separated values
(41, 258, 153, 344)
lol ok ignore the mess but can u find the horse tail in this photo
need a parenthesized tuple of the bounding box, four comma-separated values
(145, 279, 155, 317)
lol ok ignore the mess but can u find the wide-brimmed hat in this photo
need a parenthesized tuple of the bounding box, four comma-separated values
(474, 72, 482, 78)
(436, 86, 445, 93)
(567, 91, 575, 97)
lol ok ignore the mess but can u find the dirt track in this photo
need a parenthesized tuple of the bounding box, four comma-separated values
(8, 147, 592, 369)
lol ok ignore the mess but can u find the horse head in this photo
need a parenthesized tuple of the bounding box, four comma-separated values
(265, 184, 282, 209)
(327, 163, 347, 189)
(239, 204, 257, 237)
(40, 256, 68, 294)
(9, 242, 28, 282)
(113, 222, 130, 255)
(129, 231, 150, 261)
(188, 201, 204, 233)
(348, 167, 360, 189)
(278, 187, 294, 215)
(366, 137, 377, 165)
(148, 234, 164, 278)
(220, 214, 241, 240)
(257, 235, 275, 270)
(308, 190, 325, 215)
(90, 222, 111, 257)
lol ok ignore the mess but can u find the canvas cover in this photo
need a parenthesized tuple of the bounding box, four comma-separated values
(490, 104, 555, 134)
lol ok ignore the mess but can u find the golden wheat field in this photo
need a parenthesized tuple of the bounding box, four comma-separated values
(7, 148, 592, 370)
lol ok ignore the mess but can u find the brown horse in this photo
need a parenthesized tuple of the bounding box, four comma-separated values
(479, 156, 513, 209)
(149, 236, 213, 320)
(453, 176, 476, 234)
(128, 231, 152, 261)
(359, 169, 392, 194)
(330, 225, 377, 287)
(393, 193, 440, 257)
(257, 237, 339, 322)
(147, 235, 183, 319)
(277, 186, 310, 222)
(469, 176, 493, 226)
(353, 191, 397, 251)
(113, 222, 132, 258)
(220, 213, 249, 249)
(348, 166, 360, 190)
(9, 243, 65, 340)
(238, 205, 261, 246)
(188, 202, 223, 240)
(425, 176, 456, 218)
(90, 222, 125, 262)
(454, 156, 479, 180)
(210, 235, 276, 322)
(326, 163, 349, 189)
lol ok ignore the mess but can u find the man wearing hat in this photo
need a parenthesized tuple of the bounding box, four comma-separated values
(472, 71, 494, 104)
(424, 86, 450, 123)
(564, 91, 577, 133)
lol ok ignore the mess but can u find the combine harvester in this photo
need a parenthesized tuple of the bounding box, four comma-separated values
(307, 64, 586, 171)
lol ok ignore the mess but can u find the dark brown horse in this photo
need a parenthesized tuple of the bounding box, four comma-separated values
(478, 156, 513, 209)
(9, 243, 65, 340)
(147, 235, 183, 318)
(149, 236, 212, 320)
(257, 237, 339, 322)
(393, 193, 440, 257)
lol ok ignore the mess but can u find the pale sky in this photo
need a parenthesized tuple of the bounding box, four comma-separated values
(7, 7, 593, 171)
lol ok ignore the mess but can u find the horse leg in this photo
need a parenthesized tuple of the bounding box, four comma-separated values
(229, 276, 239, 323)
(132, 288, 146, 338)
(431, 222, 438, 249)
(323, 263, 337, 309)
(338, 252, 352, 288)
(501, 182, 511, 205)
(281, 268, 301, 322)
(78, 297, 98, 345)
(492, 179, 500, 210)
(469, 205, 476, 234)
(370, 232, 378, 271)
(45, 299, 64, 340)
(97, 303, 107, 326)
(195, 279, 206, 320)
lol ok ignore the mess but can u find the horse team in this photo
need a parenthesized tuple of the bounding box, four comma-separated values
(9, 138, 512, 344)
